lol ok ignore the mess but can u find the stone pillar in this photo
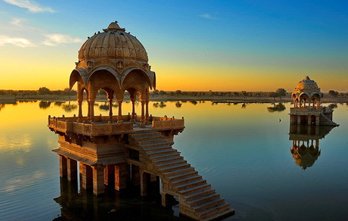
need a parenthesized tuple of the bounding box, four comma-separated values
(77, 84, 83, 118)
(92, 165, 105, 196)
(118, 100, 122, 122)
(78, 100, 83, 118)
(141, 101, 145, 122)
(297, 116, 301, 125)
(140, 170, 150, 197)
(104, 165, 114, 186)
(87, 101, 91, 118)
(161, 193, 167, 207)
(114, 164, 128, 191)
(307, 116, 312, 126)
(80, 163, 93, 191)
(130, 95, 136, 120)
(59, 155, 67, 178)
(89, 99, 95, 121)
(67, 158, 77, 182)
(315, 116, 320, 126)
(108, 98, 113, 120)
(145, 101, 149, 122)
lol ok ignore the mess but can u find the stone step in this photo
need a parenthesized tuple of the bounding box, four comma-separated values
(171, 174, 202, 186)
(146, 148, 177, 156)
(188, 193, 220, 207)
(156, 157, 186, 167)
(178, 183, 211, 196)
(140, 141, 173, 148)
(164, 167, 195, 177)
(193, 197, 225, 213)
(149, 151, 180, 161)
(184, 187, 215, 201)
(176, 179, 207, 191)
(167, 169, 198, 181)
(158, 162, 190, 172)
(142, 145, 171, 151)
(131, 133, 163, 139)
(199, 203, 233, 221)
(152, 155, 183, 164)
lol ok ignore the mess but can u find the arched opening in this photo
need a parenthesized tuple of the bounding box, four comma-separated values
(311, 93, 321, 108)
(122, 70, 152, 123)
(299, 93, 309, 108)
(87, 69, 121, 120)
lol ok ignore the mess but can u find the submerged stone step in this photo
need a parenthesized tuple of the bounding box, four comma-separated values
(193, 197, 225, 212)
(188, 193, 220, 207)
(199, 203, 234, 220)
(185, 188, 215, 201)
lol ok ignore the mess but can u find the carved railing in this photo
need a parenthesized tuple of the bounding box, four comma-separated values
(48, 114, 185, 135)
(152, 116, 185, 130)
(290, 107, 323, 115)
(48, 116, 133, 136)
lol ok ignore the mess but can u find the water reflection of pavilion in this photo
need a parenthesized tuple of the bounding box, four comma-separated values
(53, 179, 182, 221)
(289, 125, 334, 169)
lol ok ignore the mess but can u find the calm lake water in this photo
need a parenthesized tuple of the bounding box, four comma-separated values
(0, 100, 347, 221)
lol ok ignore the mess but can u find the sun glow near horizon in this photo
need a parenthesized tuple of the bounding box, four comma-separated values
(0, 0, 347, 92)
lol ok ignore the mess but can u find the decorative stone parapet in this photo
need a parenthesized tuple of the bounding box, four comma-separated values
(152, 116, 185, 130)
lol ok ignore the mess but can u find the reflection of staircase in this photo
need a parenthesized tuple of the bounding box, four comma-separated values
(320, 113, 338, 126)
(130, 130, 234, 221)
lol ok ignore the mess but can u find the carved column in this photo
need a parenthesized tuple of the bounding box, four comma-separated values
(80, 163, 93, 191)
(114, 164, 128, 191)
(297, 116, 301, 125)
(109, 98, 113, 120)
(315, 116, 320, 126)
(67, 158, 77, 182)
(141, 101, 145, 122)
(59, 155, 67, 178)
(130, 93, 136, 120)
(117, 100, 123, 122)
(140, 170, 150, 197)
(92, 165, 105, 196)
(145, 101, 149, 122)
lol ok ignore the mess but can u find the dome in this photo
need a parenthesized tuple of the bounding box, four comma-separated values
(77, 21, 148, 67)
(70, 21, 156, 91)
(292, 76, 321, 97)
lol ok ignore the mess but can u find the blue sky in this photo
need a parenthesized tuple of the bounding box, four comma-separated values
(0, 0, 347, 91)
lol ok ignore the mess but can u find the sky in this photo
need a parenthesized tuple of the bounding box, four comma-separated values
(0, 0, 347, 92)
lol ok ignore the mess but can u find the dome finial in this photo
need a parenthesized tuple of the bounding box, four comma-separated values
(103, 21, 125, 32)
(306, 76, 310, 80)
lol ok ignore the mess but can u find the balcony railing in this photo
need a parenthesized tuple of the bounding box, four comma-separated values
(48, 115, 185, 136)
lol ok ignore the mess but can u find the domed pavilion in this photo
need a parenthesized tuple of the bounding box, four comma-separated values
(290, 76, 337, 126)
(48, 22, 233, 220)
(69, 21, 156, 122)
(292, 76, 322, 108)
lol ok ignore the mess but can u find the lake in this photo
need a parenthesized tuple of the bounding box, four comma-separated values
(0, 100, 347, 221)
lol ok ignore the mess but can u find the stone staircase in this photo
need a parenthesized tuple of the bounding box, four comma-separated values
(129, 130, 234, 221)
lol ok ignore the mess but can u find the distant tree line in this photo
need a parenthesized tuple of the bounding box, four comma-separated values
(0, 88, 347, 98)
(0, 87, 76, 96)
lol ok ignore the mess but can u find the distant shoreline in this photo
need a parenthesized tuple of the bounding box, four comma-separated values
(1, 94, 348, 104)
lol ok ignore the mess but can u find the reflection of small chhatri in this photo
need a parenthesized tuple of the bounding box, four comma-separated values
(290, 76, 338, 126)
(48, 22, 233, 220)
(289, 125, 333, 169)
